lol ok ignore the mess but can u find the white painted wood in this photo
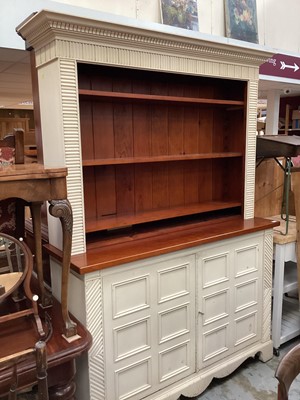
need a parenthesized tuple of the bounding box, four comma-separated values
(102, 254, 196, 400)
(60, 231, 272, 400)
(265, 90, 281, 135)
(197, 234, 263, 370)
(272, 239, 300, 351)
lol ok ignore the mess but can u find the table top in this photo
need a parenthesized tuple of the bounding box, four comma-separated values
(0, 163, 67, 181)
(257, 135, 300, 158)
(0, 291, 92, 395)
(46, 216, 280, 275)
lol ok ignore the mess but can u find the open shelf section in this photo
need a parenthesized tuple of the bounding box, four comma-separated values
(279, 298, 300, 346)
(79, 89, 245, 107)
(78, 63, 246, 235)
(82, 152, 243, 166)
(85, 201, 242, 232)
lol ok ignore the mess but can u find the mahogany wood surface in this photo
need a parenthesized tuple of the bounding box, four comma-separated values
(0, 294, 92, 398)
(46, 216, 279, 275)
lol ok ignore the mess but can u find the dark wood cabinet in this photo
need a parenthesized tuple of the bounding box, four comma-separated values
(78, 64, 246, 234)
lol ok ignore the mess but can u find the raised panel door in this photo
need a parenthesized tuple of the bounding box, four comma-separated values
(102, 254, 196, 400)
(197, 233, 263, 369)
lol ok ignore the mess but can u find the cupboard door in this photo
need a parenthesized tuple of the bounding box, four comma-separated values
(102, 254, 196, 400)
(197, 234, 263, 369)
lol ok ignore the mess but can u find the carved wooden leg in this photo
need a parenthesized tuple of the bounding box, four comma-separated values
(30, 201, 52, 307)
(35, 341, 49, 400)
(48, 199, 77, 337)
(48, 360, 76, 400)
(49, 381, 76, 400)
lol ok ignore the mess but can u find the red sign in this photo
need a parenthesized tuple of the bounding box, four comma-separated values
(259, 53, 300, 80)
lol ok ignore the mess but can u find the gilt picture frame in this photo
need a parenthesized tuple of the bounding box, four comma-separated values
(161, 0, 199, 31)
(225, 0, 258, 44)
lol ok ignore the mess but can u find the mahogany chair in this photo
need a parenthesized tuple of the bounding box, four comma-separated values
(1, 340, 48, 400)
(0, 129, 25, 239)
(275, 343, 300, 399)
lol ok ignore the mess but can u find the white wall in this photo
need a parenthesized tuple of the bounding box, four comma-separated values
(1, 0, 300, 54)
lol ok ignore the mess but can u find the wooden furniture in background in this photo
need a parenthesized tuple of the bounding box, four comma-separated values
(0, 163, 76, 338)
(0, 129, 25, 240)
(256, 135, 300, 231)
(0, 296, 92, 399)
(0, 118, 29, 139)
(275, 343, 300, 400)
(255, 158, 284, 218)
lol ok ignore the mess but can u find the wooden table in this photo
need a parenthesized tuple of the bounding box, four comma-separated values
(256, 135, 300, 234)
(256, 135, 300, 158)
(0, 296, 92, 399)
(0, 163, 76, 337)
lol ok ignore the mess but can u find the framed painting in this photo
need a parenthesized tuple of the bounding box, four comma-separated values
(225, 0, 258, 44)
(161, 0, 199, 31)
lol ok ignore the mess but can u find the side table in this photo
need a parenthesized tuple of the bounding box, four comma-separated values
(0, 163, 76, 337)
(271, 216, 300, 355)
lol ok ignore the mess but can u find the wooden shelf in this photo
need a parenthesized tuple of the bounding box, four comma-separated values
(85, 201, 242, 232)
(78, 64, 246, 235)
(82, 152, 243, 166)
(79, 89, 244, 107)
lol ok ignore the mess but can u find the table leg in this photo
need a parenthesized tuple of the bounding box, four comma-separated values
(35, 341, 49, 400)
(48, 360, 76, 400)
(48, 199, 77, 338)
(30, 201, 52, 308)
(291, 171, 300, 309)
(272, 244, 285, 351)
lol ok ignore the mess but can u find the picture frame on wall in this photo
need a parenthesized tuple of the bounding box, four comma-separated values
(225, 0, 259, 44)
(161, 0, 199, 31)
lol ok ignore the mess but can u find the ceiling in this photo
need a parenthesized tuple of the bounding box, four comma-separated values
(1, 47, 300, 111)
(0, 48, 32, 110)
(258, 78, 300, 99)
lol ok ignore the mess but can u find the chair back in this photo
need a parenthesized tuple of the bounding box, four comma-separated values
(0, 129, 25, 238)
(275, 343, 300, 399)
(1, 340, 48, 400)
(0, 129, 24, 165)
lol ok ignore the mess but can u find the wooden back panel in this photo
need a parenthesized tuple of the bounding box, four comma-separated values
(78, 65, 246, 232)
